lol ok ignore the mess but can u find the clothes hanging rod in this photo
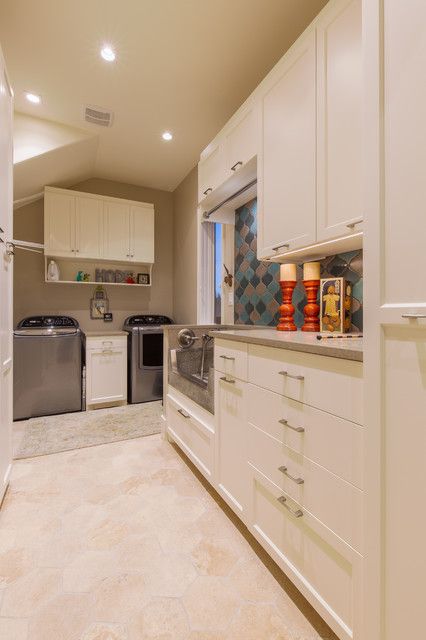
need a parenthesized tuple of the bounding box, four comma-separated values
(13, 192, 44, 210)
(203, 179, 257, 219)
(12, 239, 45, 250)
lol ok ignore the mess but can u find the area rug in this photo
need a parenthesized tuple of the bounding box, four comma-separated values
(14, 401, 163, 459)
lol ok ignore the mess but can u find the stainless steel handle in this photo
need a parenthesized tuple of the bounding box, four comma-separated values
(278, 418, 305, 433)
(402, 313, 426, 319)
(219, 355, 235, 361)
(102, 340, 113, 346)
(272, 243, 290, 252)
(203, 187, 213, 196)
(231, 161, 243, 171)
(277, 495, 303, 518)
(101, 349, 113, 355)
(279, 371, 304, 381)
(278, 465, 304, 485)
(0, 226, 4, 233)
(220, 376, 235, 384)
(178, 408, 191, 419)
(346, 219, 363, 229)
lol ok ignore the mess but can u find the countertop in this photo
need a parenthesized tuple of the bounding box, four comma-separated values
(84, 330, 128, 337)
(209, 329, 363, 362)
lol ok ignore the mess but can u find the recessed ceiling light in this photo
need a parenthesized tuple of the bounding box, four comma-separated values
(162, 131, 173, 141)
(101, 45, 116, 62)
(25, 92, 41, 104)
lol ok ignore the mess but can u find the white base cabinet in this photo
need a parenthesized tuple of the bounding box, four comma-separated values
(85, 335, 127, 409)
(168, 337, 364, 640)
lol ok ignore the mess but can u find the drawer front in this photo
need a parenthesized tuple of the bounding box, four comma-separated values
(248, 423, 363, 551)
(214, 339, 248, 381)
(248, 384, 363, 489)
(86, 336, 127, 351)
(167, 395, 214, 480)
(248, 344, 363, 424)
(249, 466, 354, 638)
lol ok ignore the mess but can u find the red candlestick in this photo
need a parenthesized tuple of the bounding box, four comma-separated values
(302, 279, 320, 332)
(277, 280, 297, 331)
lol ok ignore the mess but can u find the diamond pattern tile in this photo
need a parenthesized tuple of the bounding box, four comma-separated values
(234, 199, 363, 331)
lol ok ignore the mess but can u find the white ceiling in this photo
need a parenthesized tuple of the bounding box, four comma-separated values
(0, 0, 328, 192)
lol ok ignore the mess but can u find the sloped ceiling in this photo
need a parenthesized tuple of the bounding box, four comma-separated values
(0, 0, 328, 192)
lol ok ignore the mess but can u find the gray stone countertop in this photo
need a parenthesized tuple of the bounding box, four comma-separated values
(209, 329, 363, 362)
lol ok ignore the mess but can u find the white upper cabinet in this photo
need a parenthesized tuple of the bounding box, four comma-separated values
(75, 196, 103, 259)
(257, 30, 317, 259)
(316, 0, 363, 242)
(130, 204, 155, 263)
(44, 190, 76, 257)
(224, 106, 256, 175)
(198, 141, 227, 203)
(44, 187, 155, 264)
(103, 200, 131, 261)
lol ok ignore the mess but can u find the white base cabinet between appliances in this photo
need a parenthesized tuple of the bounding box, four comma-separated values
(85, 335, 127, 410)
(168, 337, 364, 640)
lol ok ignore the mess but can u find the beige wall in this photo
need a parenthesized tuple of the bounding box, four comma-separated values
(13, 178, 174, 331)
(172, 166, 198, 324)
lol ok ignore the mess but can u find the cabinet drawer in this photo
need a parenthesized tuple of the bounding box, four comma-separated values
(248, 423, 363, 552)
(249, 465, 355, 639)
(214, 339, 248, 381)
(248, 384, 363, 489)
(86, 336, 127, 351)
(167, 395, 214, 480)
(248, 344, 363, 424)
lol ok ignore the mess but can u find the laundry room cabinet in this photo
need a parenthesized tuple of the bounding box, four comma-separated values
(44, 187, 155, 264)
(85, 334, 127, 410)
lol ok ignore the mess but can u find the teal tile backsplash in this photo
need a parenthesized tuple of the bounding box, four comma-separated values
(234, 198, 363, 332)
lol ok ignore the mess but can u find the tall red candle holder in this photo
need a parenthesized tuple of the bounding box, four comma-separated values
(277, 280, 297, 331)
(302, 279, 320, 332)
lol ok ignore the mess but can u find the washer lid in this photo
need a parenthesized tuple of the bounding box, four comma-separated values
(14, 327, 79, 336)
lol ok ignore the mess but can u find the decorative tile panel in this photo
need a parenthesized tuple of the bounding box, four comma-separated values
(234, 199, 363, 332)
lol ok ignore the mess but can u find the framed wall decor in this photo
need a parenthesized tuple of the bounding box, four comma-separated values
(137, 273, 150, 285)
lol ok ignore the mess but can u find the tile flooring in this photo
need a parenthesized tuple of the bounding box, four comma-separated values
(0, 434, 336, 639)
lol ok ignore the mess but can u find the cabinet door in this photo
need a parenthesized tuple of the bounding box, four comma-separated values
(86, 347, 127, 405)
(75, 196, 103, 259)
(103, 201, 130, 261)
(44, 191, 76, 257)
(257, 30, 317, 259)
(317, 0, 363, 242)
(215, 372, 247, 519)
(224, 107, 256, 175)
(198, 141, 226, 202)
(130, 204, 154, 263)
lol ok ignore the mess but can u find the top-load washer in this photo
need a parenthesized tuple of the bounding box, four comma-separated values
(13, 316, 83, 420)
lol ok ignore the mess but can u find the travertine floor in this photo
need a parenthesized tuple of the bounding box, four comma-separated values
(0, 434, 336, 639)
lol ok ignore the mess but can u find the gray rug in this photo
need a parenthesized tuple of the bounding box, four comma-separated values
(14, 402, 163, 459)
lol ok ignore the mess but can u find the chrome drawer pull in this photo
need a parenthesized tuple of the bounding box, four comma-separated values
(401, 313, 426, 319)
(203, 187, 213, 196)
(219, 355, 235, 361)
(277, 495, 303, 518)
(278, 371, 304, 381)
(178, 408, 191, 419)
(278, 418, 305, 433)
(272, 243, 290, 252)
(220, 376, 235, 384)
(231, 161, 243, 171)
(278, 465, 304, 485)
(346, 219, 363, 229)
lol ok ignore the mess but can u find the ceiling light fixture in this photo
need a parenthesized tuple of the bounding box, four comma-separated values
(25, 92, 41, 104)
(101, 45, 116, 62)
(162, 131, 173, 141)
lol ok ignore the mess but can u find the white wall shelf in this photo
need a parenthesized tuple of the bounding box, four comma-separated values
(44, 256, 153, 287)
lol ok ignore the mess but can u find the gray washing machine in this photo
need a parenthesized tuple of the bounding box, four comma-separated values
(13, 316, 83, 420)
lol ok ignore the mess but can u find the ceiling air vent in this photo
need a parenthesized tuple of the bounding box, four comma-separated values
(84, 105, 114, 127)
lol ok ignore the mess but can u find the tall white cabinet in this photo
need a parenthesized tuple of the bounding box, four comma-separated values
(364, 1, 426, 639)
(257, 30, 317, 258)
